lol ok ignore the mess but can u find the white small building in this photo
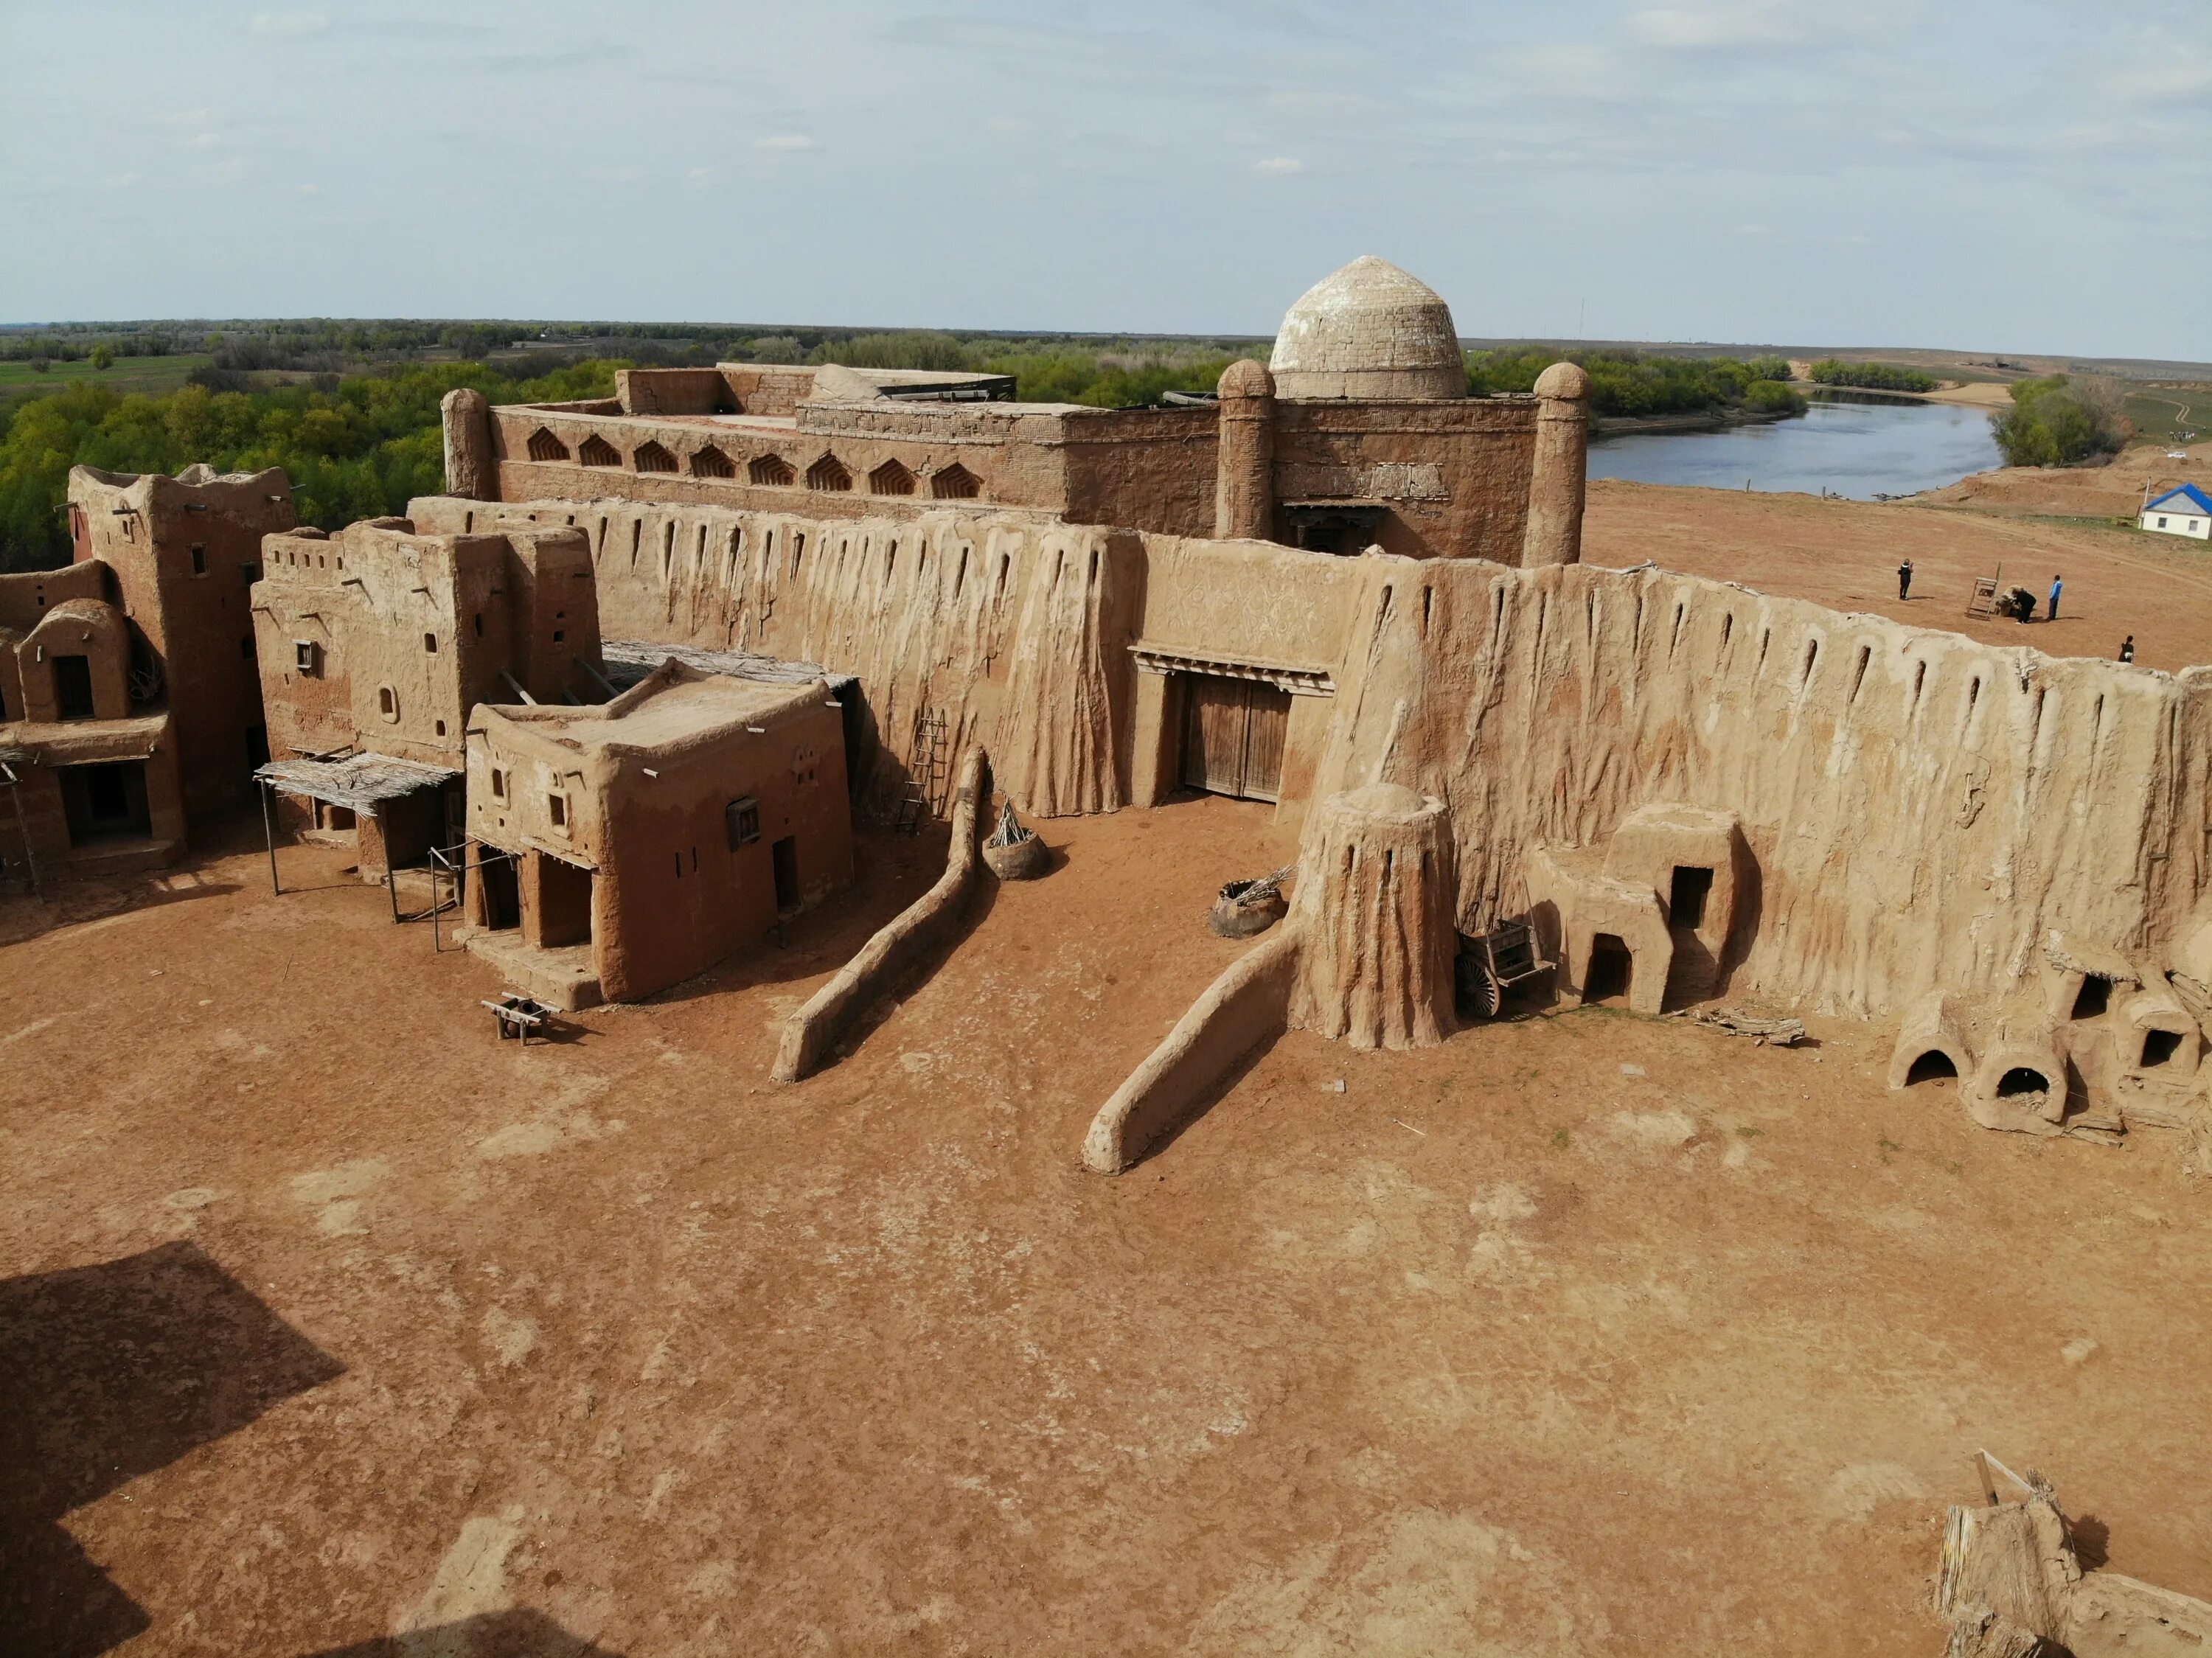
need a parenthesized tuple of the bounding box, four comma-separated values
(2140, 484, 2211, 541)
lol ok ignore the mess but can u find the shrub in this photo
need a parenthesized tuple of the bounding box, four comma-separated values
(1992, 374, 2127, 467)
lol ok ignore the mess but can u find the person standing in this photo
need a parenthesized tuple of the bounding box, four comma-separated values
(2120, 635, 2135, 663)
(1898, 558, 1913, 600)
(2049, 574, 2063, 621)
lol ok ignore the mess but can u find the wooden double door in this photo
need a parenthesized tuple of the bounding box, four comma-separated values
(1180, 675, 1292, 803)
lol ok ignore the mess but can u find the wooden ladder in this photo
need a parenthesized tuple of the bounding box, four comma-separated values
(894, 709, 948, 833)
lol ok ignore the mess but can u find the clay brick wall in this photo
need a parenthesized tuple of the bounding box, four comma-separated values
(254, 522, 602, 771)
(0, 563, 107, 722)
(1316, 554, 2212, 1018)
(1271, 398, 1539, 562)
(616, 369, 737, 416)
(469, 681, 853, 1002)
(68, 466, 296, 812)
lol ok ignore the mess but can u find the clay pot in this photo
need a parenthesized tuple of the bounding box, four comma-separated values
(984, 833, 1049, 881)
(1211, 878, 1287, 938)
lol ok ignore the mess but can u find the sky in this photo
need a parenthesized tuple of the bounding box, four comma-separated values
(2, 1, 2208, 359)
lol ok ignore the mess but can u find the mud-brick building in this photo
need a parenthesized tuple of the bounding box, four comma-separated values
(442, 257, 1590, 568)
(0, 565, 187, 882)
(66, 464, 298, 812)
(249, 516, 607, 877)
(460, 660, 852, 1007)
(1, 459, 291, 882)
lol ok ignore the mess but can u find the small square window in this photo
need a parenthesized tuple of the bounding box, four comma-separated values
(549, 793, 567, 829)
(473, 613, 484, 637)
(378, 685, 397, 720)
(190, 545, 207, 576)
(726, 795, 762, 849)
(241, 562, 260, 584)
(424, 631, 439, 654)
(294, 640, 319, 675)
(434, 719, 447, 737)
(552, 629, 565, 644)
(240, 635, 254, 660)
(491, 768, 507, 800)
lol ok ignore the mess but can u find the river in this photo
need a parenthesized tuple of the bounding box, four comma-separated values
(1587, 393, 2004, 501)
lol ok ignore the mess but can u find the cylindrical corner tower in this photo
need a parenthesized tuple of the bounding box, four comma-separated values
(442, 387, 495, 501)
(1288, 783, 1458, 1051)
(1520, 361, 1590, 568)
(1214, 358, 1276, 540)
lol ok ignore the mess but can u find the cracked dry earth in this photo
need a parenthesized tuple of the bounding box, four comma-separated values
(4, 795, 2211, 1656)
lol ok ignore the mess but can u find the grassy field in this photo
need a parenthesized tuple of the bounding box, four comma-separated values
(2122, 386, 2208, 445)
(0, 354, 212, 403)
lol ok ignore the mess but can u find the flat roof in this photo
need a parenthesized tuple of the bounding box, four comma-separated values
(480, 662, 827, 756)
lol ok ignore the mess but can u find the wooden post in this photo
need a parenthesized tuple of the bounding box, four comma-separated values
(4, 764, 43, 902)
(260, 781, 280, 896)
(1973, 1451, 2000, 1506)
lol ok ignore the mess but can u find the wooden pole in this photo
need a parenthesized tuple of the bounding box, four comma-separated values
(260, 781, 279, 895)
(4, 766, 43, 902)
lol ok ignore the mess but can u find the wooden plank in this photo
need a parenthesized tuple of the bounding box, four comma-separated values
(1241, 685, 1291, 804)
(1180, 676, 1211, 791)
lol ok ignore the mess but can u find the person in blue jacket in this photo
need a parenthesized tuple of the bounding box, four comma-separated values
(2048, 574, 2063, 621)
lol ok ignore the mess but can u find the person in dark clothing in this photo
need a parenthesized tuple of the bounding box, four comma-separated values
(2120, 635, 2135, 663)
(2048, 574, 2063, 620)
(1898, 559, 1913, 600)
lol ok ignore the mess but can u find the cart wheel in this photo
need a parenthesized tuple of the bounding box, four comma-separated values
(1456, 952, 1501, 1020)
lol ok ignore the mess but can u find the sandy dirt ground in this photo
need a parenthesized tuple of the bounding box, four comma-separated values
(1924, 439, 2212, 520)
(6, 798, 2211, 1657)
(1924, 381, 2015, 410)
(1585, 470, 2212, 672)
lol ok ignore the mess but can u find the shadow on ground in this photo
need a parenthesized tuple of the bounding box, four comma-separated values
(0, 1240, 344, 1658)
(302, 1610, 628, 1657)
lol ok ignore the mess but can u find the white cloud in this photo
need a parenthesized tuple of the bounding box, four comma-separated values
(1627, 0, 1839, 50)
(755, 133, 819, 152)
(2105, 52, 2212, 106)
(686, 165, 717, 182)
(1253, 156, 1304, 176)
(248, 10, 329, 38)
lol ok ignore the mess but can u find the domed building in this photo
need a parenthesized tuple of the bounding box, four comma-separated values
(1268, 255, 1467, 402)
(445, 253, 1585, 570)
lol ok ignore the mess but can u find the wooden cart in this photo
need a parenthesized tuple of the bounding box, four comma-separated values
(1457, 916, 1552, 1019)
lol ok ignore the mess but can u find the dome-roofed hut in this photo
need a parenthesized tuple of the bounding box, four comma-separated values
(1268, 256, 1466, 401)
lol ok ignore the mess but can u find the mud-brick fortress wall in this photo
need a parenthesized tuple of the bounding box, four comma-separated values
(410, 495, 1134, 822)
(415, 490, 2210, 1022)
(1315, 556, 2212, 1018)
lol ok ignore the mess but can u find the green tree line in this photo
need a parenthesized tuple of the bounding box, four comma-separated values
(0, 360, 619, 571)
(1807, 359, 1938, 392)
(1464, 349, 1804, 418)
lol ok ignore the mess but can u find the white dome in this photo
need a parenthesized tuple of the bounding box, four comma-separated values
(1268, 256, 1464, 400)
